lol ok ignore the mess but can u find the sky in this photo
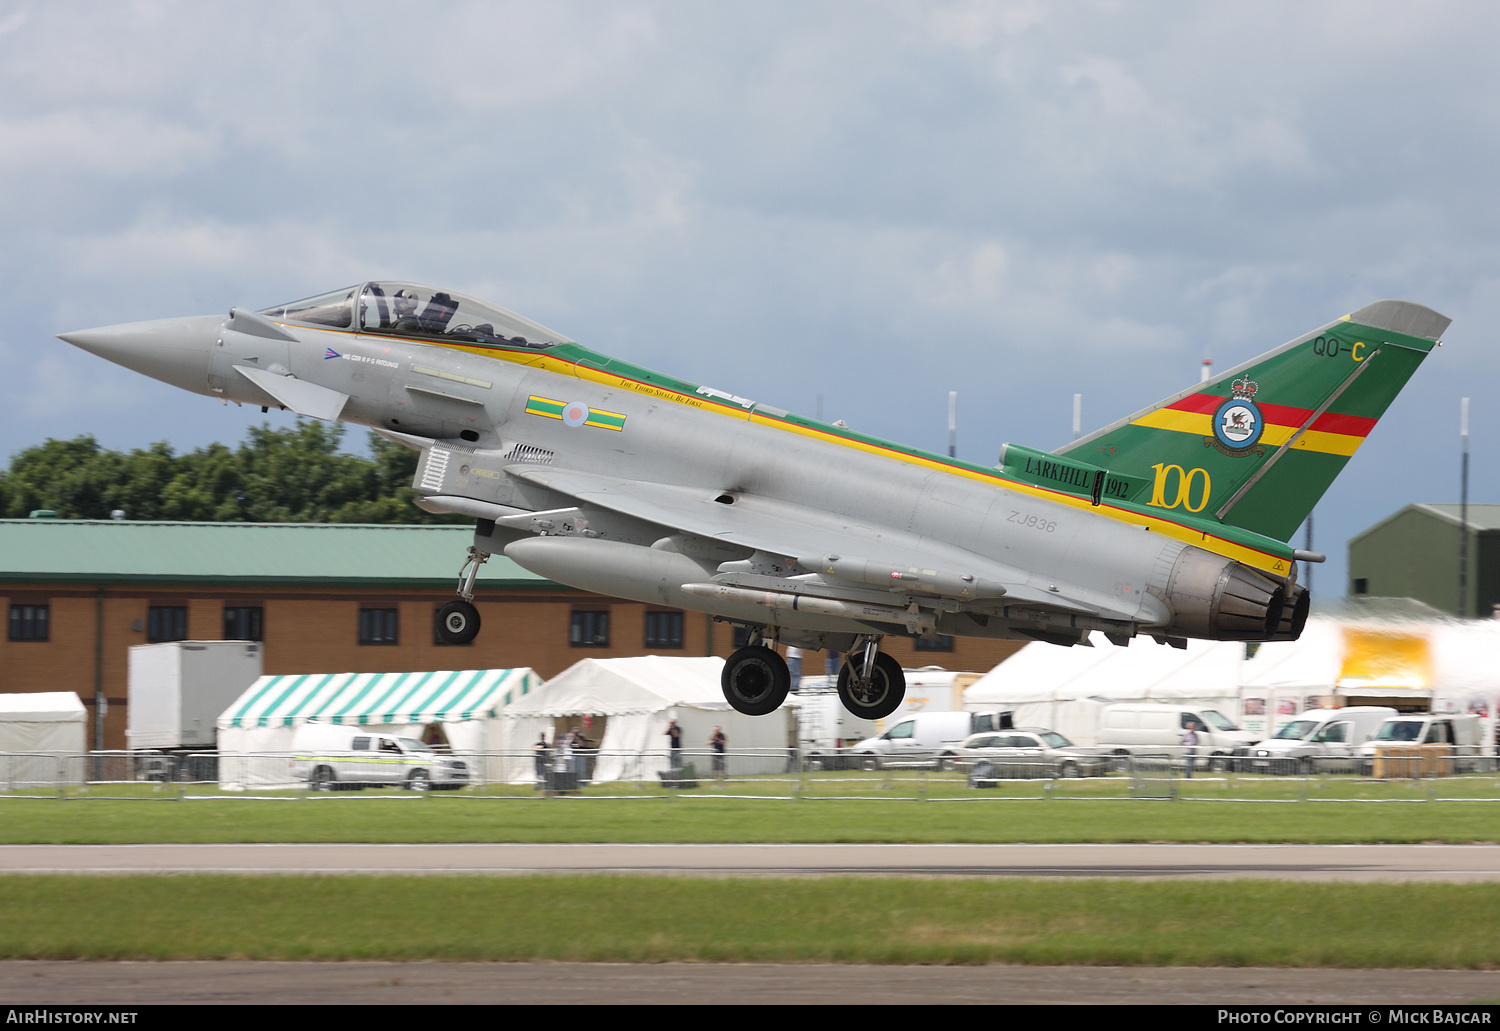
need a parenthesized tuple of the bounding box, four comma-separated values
(1, 0, 1497, 602)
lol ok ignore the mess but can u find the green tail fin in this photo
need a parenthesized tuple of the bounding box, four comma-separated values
(1056, 301, 1450, 541)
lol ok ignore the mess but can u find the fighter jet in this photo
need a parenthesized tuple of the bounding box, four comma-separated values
(59, 284, 1449, 719)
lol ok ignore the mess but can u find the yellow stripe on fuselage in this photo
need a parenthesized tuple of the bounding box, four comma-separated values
(744, 412, 1292, 577)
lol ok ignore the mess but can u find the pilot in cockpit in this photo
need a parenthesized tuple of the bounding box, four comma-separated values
(391, 289, 422, 333)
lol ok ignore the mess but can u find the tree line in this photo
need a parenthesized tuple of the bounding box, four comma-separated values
(0, 421, 465, 524)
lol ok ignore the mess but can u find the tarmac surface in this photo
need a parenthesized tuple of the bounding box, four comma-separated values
(2, 960, 1498, 1005)
(2, 841, 1500, 879)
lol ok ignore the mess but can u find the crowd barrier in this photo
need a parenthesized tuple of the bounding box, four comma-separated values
(1, 748, 1496, 801)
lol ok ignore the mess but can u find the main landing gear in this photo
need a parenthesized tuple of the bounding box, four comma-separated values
(719, 632, 907, 720)
(721, 634, 791, 716)
(436, 546, 487, 645)
(837, 636, 905, 720)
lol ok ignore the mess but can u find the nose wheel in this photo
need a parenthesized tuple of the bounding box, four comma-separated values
(437, 600, 481, 645)
(837, 643, 905, 720)
(721, 644, 791, 716)
(437, 544, 488, 645)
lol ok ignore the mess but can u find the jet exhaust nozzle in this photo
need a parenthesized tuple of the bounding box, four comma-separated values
(1160, 546, 1304, 642)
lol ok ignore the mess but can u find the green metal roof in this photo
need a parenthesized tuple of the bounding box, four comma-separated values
(220, 667, 540, 728)
(1351, 503, 1500, 543)
(0, 519, 560, 589)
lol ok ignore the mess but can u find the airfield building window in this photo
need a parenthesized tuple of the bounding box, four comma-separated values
(570, 610, 610, 648)
(147, 606, 188, 643)
(8, 604, 48, 642)
(914, 634, 954, 652)
(644, 611, 684, 649)
(223, 606, 263, 642)
(359, 608, 399, 646)
(259, 287, 356, 329)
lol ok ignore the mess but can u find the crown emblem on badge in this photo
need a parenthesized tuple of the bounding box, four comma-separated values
(1230, 377, 1259, 401)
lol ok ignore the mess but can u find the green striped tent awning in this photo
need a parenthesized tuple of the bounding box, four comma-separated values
(218, 668, 539, 728)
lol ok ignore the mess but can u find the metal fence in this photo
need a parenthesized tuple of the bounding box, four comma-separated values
(2, 748, 1498, 802)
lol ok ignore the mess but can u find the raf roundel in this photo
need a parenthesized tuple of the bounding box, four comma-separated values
(561, 401, 590, 428)
(1213, 377, 1264, 450)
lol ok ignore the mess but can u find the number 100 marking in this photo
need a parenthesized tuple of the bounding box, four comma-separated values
(1149, 464, 1211, 512)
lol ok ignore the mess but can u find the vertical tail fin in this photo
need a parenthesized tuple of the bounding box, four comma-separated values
(1057, 301, 1450, 541)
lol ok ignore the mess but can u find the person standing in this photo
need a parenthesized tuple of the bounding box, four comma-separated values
(532, 733, 549, 789)
(666, 718, 683, 768)
(1180, 721, 1200, 779)
(709, 726, 727, 779)
(785, 647, 803, 693)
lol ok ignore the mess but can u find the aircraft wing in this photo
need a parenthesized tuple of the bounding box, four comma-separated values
(505, 465, 1131, 619)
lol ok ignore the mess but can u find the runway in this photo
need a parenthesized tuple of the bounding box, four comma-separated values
(3, 842, 1500, 879)
(3, 960, 1498, 1005)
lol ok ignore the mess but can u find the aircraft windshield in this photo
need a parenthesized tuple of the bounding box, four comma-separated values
(259, 286, 357, 329)
(355, 282, 571, 348)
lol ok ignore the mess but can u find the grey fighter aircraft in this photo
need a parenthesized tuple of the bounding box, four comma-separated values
(59, 284, 1449, 719)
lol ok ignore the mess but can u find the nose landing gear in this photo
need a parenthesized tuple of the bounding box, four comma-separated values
(436, 546, 487, 645)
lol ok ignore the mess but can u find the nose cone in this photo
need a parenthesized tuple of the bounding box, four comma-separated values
(58, 314, 223, 396)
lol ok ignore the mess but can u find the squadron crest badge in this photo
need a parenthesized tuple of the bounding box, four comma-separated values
(1206, 378, 1267, 457)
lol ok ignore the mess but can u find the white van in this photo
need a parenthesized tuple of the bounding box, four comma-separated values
(850, 711, 987, 770)
(1250, 707, 1397, 774)
(1357, 713, 1487, 774)
(289, 723, 470, 790)
(1097, 703, 1257, 769)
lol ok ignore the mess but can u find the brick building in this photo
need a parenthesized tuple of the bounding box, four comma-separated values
(0, 519, 1022, 750)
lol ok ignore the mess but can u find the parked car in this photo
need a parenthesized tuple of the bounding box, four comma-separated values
(1097, 703, 1257, 770)
(958, 728, 1112, 783)
(290, 723, 469, 790)
(1250, 706, 1397, 774)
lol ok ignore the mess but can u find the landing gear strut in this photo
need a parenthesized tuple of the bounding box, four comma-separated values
(436, 546, 487, 645)
(721, 631, 791, 716)
(837, 637, 905, 720)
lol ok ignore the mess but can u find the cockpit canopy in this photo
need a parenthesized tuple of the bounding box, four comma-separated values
(258, 282, 572, 349)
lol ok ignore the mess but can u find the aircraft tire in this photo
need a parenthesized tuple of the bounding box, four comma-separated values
(437, 600, 481, 645)
(721, 646, 790, 716)
(836, 651, 905, 720)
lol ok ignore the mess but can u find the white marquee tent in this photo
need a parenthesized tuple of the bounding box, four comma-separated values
(964, 613, 1500, 746)
(502, 655, 792, 782)
(0, 692, 87, 753)
(0, 692, 88, 788)
(962, 635, 1246, 745)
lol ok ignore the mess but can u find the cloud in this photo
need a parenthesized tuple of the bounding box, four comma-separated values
(4, 0, 1500, 596)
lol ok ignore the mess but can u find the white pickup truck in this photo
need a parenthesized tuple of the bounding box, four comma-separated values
(290, 723, 470, 790)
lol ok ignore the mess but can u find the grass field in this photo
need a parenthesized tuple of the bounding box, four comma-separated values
(1, 875, 1496, 968)
(5, 778, 1498, 970)
(1, 791, 1498, 843)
